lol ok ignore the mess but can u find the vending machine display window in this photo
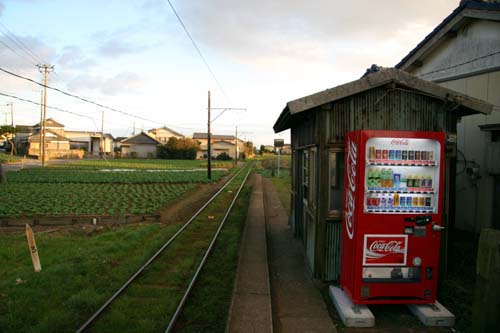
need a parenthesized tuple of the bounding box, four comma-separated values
(364, 137, 441, 214)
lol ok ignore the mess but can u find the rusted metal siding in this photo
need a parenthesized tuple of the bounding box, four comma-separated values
(325, 88, 454, 143)
(290, 85, 459, 281)
(323, 221, 342, 281)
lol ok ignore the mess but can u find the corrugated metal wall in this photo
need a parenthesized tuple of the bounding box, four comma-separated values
(290, 85, 458, 281)
(323, 221, 342, 281)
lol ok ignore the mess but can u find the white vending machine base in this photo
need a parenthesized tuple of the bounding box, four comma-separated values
(328, 286, 375, 327)
(407, 301, 455, 326)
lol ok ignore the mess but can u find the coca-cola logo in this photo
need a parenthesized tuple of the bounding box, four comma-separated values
(390, 139, 409, 146)
(363, 235, 408, 265)
(369, 240, 403, 253)
(345, 138, 357, 240)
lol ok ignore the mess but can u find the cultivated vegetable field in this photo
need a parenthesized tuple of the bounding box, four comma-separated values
(0, 159, 231, 219)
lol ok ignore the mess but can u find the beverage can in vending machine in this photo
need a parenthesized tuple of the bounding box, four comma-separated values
(387, 195, 394, 208)
(409, 150, 415, 160)
(400, 195, 406, 207)
(428, 151, 434, 161)
(376, 149, 382, 160)
(420, 176, 426, 188)
(413, 196, 419, 207)
(425, 197, 432, 207)
(402, 150, 408, 160)
(396, 150, 402, 160)
(369, 146, 375, 160)
(415, 150, 421, 160)
(421, 150, 427, 160)
(383, 149, 389, 160)
(389, 150, 395, 160)
(381, 195, 387, 208)
(394, 193, 399, 207)
(419, 196, 425, 206)
(406, 196, 413, 207)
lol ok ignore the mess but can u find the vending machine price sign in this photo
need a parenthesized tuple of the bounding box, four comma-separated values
(340, 130, 445, 305)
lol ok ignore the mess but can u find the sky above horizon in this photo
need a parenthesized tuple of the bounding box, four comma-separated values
(0, 0, 460, 146)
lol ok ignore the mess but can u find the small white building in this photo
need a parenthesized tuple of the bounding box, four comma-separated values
(147, 126, 184, 144)
(120, 132, 160, 158)
(192, 132, 245, 159)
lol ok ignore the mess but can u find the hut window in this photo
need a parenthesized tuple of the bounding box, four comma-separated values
(309, 148, 317, 208)
(329, 150, 345, 217)
(302, 150, 309, 202)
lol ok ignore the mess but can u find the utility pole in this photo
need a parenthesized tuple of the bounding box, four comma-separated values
(234, 125, 238, 165)
(207, 90, 212, 180)
(7, 102, 13, 127)
(39, 90, 43, 159)
(100, 110, 104, 158)
(37, 64, 54, 167)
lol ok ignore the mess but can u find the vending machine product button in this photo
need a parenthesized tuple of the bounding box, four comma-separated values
(413, 257, 422, 266)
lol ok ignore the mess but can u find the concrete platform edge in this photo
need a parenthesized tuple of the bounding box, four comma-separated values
(407, 301, 456, 327)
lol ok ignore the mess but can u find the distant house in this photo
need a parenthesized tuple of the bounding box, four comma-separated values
(192, 132, 245, 159)
(396, 0, 500, 231)
(15, 119, 83, 159)
(148, 126, 184, 144)
(65, 130, 115, 156)
(279, 144, 292, 155)
(120, 132, 161, 158)
(15, 118, 115, 157)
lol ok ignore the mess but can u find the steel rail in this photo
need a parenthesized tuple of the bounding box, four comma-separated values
(165, 165, 253, 332)
(76, 166, 245, 333)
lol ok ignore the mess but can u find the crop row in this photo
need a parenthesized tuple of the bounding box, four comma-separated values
(0, 183, 195, 218)
(0, 152, 20, 163)
(6, 168, 226, 184)
(54, 159, 234, 170)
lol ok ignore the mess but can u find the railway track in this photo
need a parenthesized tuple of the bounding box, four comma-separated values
(76, 164, 253, 333)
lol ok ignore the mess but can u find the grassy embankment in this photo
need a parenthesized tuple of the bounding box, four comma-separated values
(0, 166, 252, 332)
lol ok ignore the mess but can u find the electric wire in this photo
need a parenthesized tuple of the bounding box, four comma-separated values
(417, 50, 500, 78)
(0, 66, 192, 131)
(0, 38, 37, 67)
(165, 0, 231, 105)
(0, 22, 45, 64)
(0, 92, 95, 119)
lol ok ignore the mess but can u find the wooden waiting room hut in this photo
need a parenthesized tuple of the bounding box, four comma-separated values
(273, 68, 492, 281)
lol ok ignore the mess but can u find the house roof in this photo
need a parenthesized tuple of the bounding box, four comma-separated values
(396, 1, 500, 71)
(149, 126, 184, 137)
(28, 129, 70, 142)
(34, 118, 65, 128)
(120, 132, 161, 145)
(273, 67, 493, 133)
(193, 133, 237, 140)
(64, 130, 115, 140)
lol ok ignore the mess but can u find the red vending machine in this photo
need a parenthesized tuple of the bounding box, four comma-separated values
(340, 130, 445, 304)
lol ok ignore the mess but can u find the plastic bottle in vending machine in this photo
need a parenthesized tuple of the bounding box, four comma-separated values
(400, 174, 407, 188)
(407, 175, 413, 188)
(419, 196, 425, 207)
(369, 146, 375, 160)
(380, 168, 387, 187)
(414, 175, 420, 188)
(374, 168, 381, 187)
(427, 175, 433, 188)
(388, 169, 394, 188)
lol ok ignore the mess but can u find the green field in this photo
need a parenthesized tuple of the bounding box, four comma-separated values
(1, 159, 231, 218)
(0, 167, 251, 333)
(0, 152, 20, 163)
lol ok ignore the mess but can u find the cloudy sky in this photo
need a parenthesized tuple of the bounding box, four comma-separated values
(0, 0, 460, 145)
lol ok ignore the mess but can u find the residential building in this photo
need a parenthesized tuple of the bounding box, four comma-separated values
(148, 126, 184, 144)
(192, 132, 245, 159)
(396, 0, 500, 231)
(120, 132, 160, 158)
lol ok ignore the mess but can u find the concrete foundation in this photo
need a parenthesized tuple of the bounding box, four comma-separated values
(329, 286, 375, 327)
(407, 301, 455, 327)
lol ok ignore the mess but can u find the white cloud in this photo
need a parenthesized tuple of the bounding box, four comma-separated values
(66, 72, 143, 95)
